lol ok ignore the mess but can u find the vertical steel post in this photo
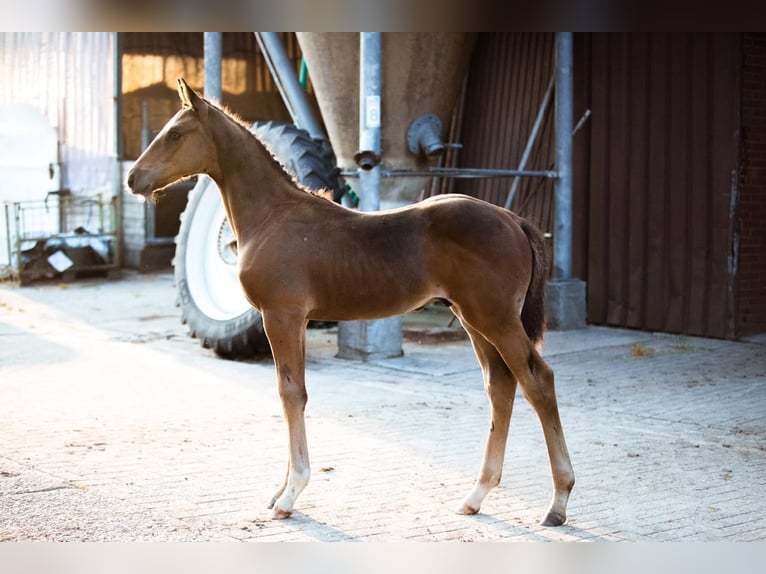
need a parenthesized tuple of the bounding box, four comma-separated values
(204, 32, 222, 102)
(358, 32, 382, 211)
(553, 32, 573, 280)
(546, 32, 586, 330)
(337, 32, 403, 360)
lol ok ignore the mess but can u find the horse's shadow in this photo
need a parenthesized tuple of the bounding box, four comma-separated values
(286, 511, 361, 541)
(239, 511, 360, 542)
(464, 512, 616, 541)
(240, 510, 611, 542)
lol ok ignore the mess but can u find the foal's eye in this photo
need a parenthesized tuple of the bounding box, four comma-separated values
(169, 130, 181, 141)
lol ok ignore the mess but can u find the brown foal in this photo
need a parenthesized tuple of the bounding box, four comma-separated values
(127, 78, 574, 526)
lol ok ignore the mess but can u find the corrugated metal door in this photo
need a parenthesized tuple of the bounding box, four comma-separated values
(453, 33, 557, 233)
(586, 33, 740, 338)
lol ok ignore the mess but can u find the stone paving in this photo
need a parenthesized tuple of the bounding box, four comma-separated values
(1, 272, 764, 541)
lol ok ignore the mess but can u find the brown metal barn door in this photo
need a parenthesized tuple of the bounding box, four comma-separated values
(454, 33, 557, 232)
(587, 33, 740, 338)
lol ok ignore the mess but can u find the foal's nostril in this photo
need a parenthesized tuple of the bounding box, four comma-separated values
(127, 173, 135, 189)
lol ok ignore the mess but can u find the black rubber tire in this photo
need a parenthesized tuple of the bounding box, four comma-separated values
(174, 121, 344, 359)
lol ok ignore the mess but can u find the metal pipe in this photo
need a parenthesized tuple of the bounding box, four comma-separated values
(553, 32, 574, 280)
(358, 32, 382, 211)
(504, 72, 555, 210)
(254, 33, 295, 121)
(337, 32, 402, 360)
(254, 32, 326, 141)
(204, 32, 222, 102)
(341, 167, 558, 179)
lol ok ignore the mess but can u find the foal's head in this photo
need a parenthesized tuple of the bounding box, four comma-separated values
(127, 78, 217, 201)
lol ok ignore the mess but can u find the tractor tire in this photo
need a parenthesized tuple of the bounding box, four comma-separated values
(174, 121, 344, 359)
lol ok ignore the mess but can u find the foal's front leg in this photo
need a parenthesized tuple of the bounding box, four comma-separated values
(262, 311, 310, 519)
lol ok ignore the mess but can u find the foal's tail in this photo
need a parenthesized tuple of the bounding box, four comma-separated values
(519, 219, 547, 346)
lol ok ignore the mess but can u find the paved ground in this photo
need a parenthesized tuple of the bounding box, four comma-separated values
(0, 271, 764, 541)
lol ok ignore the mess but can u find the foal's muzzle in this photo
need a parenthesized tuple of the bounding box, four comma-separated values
(126, 167, 154, 199)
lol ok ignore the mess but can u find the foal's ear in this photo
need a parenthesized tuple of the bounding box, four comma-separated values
(177, 77, 204, 112)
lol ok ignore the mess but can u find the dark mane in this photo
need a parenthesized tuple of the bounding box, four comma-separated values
(206, 98, 334, 202)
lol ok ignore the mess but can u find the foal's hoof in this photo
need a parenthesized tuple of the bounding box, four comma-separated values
(456, 502, 480, 515)
(540, 511, 566, 527)
(270, 505, 293, 520)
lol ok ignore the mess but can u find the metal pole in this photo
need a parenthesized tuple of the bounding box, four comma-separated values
(337, 32, 402, 360)
(358, 32, 382, 212)
(204, 32, 222, 102)
(254, 32, 326, 141)
(553, 32, 573, 280)
(545, 32, 585, 331)
(366, 167, 558, 179)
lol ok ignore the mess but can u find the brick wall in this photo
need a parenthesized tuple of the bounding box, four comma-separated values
(738, 33, 766, 337)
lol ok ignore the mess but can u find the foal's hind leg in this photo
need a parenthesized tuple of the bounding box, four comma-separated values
(262, 310, 311, 519)
(457, 324, 518, 515)
(495, 328, 575, 526)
